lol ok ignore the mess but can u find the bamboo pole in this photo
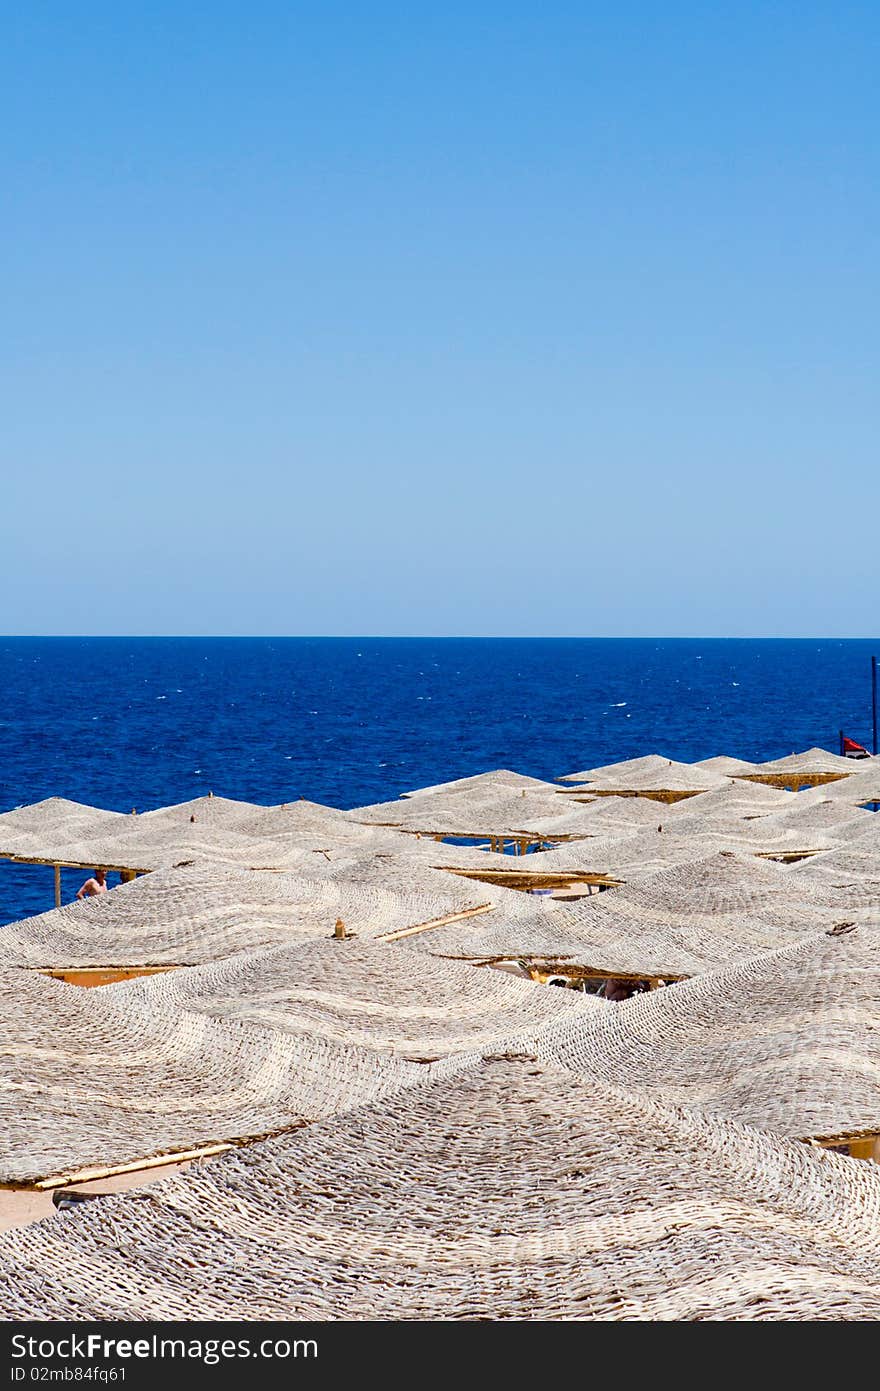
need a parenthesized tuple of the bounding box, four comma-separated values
(34, 1142, 233, 1191)
(378, 903, 493, 943)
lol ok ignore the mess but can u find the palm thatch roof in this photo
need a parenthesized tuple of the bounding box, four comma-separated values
(558, 756, 727, 796)
(736, 748, 866, 789)
(107, 938, 600, 1060)
(756, 748, 867, 775)
(797, 766, 880, 808)
(756, 799, 875, 842)
(518, 830, 722, 881)
(670, 780, 796, 816)
(349, 785, 575, 839)
(415, 850, 848, 977)
(0, 864, 492, 969)
(0, 793, 414, 874)
(0, 969, 421, 1186)
(572, 792, 680, 826)
(693, 756, 762, 775)
(399, 770, 558, 799)
(532, 923, 880, 1143)
(0, 1054, 878, 1320)
(788, 837, 880, 906)
(0, 798, 130, 862)
(558, 754, 679, 784)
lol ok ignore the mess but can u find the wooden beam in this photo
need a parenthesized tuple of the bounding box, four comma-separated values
(34, 1142, 233, 1191)
(2, 854, 152, 874)
(53, 864, 61, 908)
(377, 903, 493, 944)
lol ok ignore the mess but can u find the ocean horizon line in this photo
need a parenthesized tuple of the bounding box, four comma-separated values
(3, 634, 880, 644)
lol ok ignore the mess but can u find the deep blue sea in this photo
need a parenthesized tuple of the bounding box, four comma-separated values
(1, 637, 877, 925)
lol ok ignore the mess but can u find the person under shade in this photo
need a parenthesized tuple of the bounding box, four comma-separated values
(76, 868, 108, 900)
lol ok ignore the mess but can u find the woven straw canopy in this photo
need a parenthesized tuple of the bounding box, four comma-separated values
(530, 923, 880, 1142)
(0, 864, 491, 969)
(0, 969, 421, 1185)
(551, 851, 847, 976)
(107, 938, 600, 1060)
(693, 756, 762, 775)
(754, 749, 866, 776)
(399, 770, 558, 799)
(416, 850, 849, 977)
(0, 799, 129, 863)
(558, 756, 728, 797)
(0, 1054, 878, 1320)
(735, 748, 867, 790)
(350, 784, 574, 839)
(0, 793, 413, 872)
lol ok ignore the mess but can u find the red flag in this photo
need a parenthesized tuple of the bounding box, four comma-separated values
(842, 735, 868, 756)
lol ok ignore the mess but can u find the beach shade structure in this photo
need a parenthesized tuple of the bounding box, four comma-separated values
(432, 831, 721, 900)
(513, 829, 723, 881)
(1, 1054, 879, 1320)
(0, 798, 129, 859)
(734, 748, 862, 791)
(349, 783, 580, 853)
(413, 849, 850, 982)
(557, 754, 682, 784)
(0, 799, 134, 904)
(752, 798, 876, 845)
(140, 796, 401, 855)
(513, 795, 668, 840)
(398, 769, 560, 800)
(668, 779, 797, 817)
(530, 923, 880, 1150)
(0, 969, 423, 1188)
(548, 850, 848, 977)
(0, 793, 417, 901)
(788, 837, 880, 909)
(557, 756, 729, 803)
(693, 756, 763, 776)
(792, 764, 880, 809)
(0, 864, 494, 975)
(550, 793, 685, 832)
(291, 838, 620, 907)
(626, 817, 837, 866)
(349, 767, 560, 815)
(124, 794, 269, 831)
(107, 937, 601, 1061)
(658, 793, 854, 861)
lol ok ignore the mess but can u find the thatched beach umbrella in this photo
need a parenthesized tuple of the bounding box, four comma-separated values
(107, 937, 600, 1060)
(0, 1054, 878, 1319)
(693, 755, 762, 776)
(413, 849, 848, 980)
(557, 756, 729, 803)
(0, 968, 422, 1188)
(735, 748, 863, 791)
(0, 863, 494, 972)
(530, 923, 880, 1148)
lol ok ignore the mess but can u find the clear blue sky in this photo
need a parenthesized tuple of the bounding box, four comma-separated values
(2, 3, 877, 636)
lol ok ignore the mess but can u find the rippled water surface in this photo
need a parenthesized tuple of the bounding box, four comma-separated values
(1, 637, 877, 922)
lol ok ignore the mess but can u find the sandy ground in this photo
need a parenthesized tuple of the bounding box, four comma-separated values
(0, 1159, 192, 1232)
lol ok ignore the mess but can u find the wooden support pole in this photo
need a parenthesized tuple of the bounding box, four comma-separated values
(34, 1142, 233, 1191)
(53, 865, 61, 908)
(378, 903, 493, 943)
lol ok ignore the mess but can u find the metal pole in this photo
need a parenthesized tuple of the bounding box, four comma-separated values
(872, 655, 878, 757)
